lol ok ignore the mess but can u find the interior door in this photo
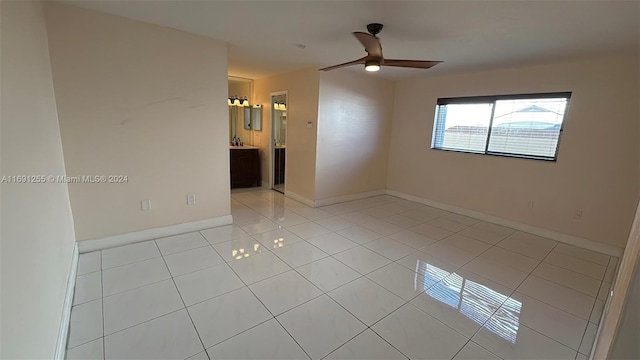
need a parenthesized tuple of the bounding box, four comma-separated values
(271, 93, 287, 193)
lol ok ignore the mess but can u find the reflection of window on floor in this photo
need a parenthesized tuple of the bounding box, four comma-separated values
(485, 296, 522, 344)
(413, 260, 522, 343)
(414, 261, 453, 290)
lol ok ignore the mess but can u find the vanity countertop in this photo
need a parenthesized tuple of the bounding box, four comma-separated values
(229, 145, 259, 150)
(275, 145, 286, 149)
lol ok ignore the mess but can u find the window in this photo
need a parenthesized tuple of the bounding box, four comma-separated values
(431, 92, 571, 161)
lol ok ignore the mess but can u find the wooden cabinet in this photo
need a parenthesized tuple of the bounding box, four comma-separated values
(230, 148, 260, 188)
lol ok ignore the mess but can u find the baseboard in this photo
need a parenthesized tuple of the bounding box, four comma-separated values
(285, 190, 315, 208)
(386, 190, 623, 257)
(314, 189, 387, 207)
(261, 181, 271, 189)
(77, 215, 233, 253)
(55, 242, 79, 360)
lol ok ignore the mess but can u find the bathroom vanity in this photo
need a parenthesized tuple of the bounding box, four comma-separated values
(229, 146, 260, 188)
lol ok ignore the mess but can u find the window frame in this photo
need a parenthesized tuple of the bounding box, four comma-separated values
(431, 92, 572, 162)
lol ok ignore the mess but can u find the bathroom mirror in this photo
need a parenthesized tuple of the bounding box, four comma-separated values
(228, 77, 252, 145)
(243, 107, 251, 130)
(251, 106, 262, 131)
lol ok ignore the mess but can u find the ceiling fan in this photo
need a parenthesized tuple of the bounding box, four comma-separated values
(320, 23, 442, 73)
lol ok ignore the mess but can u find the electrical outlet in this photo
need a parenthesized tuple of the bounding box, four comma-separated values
(187, 194, 196, 205)
(574, 210, 583, 220)
(141, 199, 151, 211)
(527, 201, 535, 208)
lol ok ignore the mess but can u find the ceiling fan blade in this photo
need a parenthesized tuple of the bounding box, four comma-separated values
(352, 32, 382, 58)
(319, 56, 369, 71)
(382, 59, 442, 69)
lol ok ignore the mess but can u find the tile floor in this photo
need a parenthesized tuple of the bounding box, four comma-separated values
(66, 188, 618, 360)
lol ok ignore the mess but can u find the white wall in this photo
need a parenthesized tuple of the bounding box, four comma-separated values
(45, 3, 230, 241)
(387, 55, 639, 248)
(0, 1, 77, 358)
(315, 70, 395, 201)
(253, 68, 320, 200)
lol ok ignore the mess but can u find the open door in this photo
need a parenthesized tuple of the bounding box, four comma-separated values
(271, 92, 287, 194)
(591, 200, 640, 359)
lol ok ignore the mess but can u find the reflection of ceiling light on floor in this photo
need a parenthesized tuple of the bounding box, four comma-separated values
(230, 244, 262, 260)
(272, 238, 285, 248)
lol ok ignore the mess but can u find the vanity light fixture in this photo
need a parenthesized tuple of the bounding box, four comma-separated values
(364, 59, 380, 72)
(228, 96, 250, 107)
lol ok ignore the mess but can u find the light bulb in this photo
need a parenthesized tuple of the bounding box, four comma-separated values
(365, 64, 380, 72)
(365, 59, 381, 72)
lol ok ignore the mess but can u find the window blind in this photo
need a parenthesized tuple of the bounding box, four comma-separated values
(431, 92, 571, 161)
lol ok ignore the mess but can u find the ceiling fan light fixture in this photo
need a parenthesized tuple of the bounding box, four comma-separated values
(365, 60, 380, 72)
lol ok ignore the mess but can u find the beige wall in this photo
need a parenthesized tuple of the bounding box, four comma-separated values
(315, 70, 395, 200)
(45, 3, 230, 241)
(253, 68, 320, 200)
(0, 1, 77, 357)
(388, 55, 639, 248)
(228, 80, 251, 100)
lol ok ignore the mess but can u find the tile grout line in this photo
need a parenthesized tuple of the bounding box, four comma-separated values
(576, 255, 613, 357)
(152, 240, 209, 359)
(217, 247, 314, 360)
(323, 288, 412, 360)
(542, 253, 608, 281)
(508, 241, 593, 354)
(250, 221, 409, 359)
(533, 261, 605, 298)
(404, 257, 511, 360)
(95, 308, 188, 346)
(520, 243, 602, 321)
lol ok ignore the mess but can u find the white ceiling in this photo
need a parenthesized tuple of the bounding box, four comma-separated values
(60, 0, 639, 80)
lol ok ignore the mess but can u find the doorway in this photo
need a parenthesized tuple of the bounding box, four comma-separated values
(271, 92, 287, 194)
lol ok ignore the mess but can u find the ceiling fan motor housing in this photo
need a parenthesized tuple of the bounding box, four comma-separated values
(367, 23, 384, 36)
